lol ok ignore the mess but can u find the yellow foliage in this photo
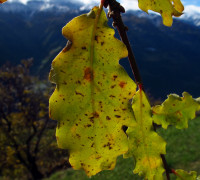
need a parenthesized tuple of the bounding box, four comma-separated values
(138, 0, 184, 26)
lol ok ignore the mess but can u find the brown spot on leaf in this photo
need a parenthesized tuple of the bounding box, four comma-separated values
(62, 81, 67, 85)
(88, 136, 94, 140)
(109, 95, 116, 98)
(113, 75, 118, 81)
(111, 85, 116, 89)
(101, 42, 104, 46)
(93, 111, 99, 118)
(62, 40, 72, 52)
(103, 142, 112, 150)
(95, 35, 99, 43)
(76, 134, 81, 138)
(96, 156, 101, 160)
(115, 115, 121, 118)
(75, 91, 84, 97)
(85, 124, 92, 128)
(176, 111, 182, 116)
(98, 81, 102, 86)
(76, 80, 81, 84)
(82, 46, 87, 50)
(119, 81, 127, 88)
(60, 70, 66, 74)
(89, 117, 94, 123)
(106, 116, 111, 120)
(84, 67, 93, 81)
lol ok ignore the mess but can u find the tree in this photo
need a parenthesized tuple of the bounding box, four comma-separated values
(0, 60, 69, 180)
(49, 0, 200, 179)
(1, 0, 200, 179)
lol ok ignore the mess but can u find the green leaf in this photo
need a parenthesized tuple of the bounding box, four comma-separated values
(49, 7, 136, 176)
(152, 92, 200, 129)
(138, 0, 184, 26)
(175, 169, 197, 180)
(125, 90, 166, 180)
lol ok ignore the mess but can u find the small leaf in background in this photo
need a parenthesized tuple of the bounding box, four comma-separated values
(125, 90, 166, 180)
(0, 0, 7, 3)
(152, 92, 200, 129)
(174, 169, 197, 180)
(138, 0, 184, 26)
(49, 7, 136, 176)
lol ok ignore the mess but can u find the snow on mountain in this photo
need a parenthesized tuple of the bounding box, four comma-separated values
(1, 0, 200, 27)
(180, 5, 200, 27)
(0, 0, 82, 13)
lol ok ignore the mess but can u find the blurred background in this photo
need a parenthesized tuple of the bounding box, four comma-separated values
(0, 0, 200, 179)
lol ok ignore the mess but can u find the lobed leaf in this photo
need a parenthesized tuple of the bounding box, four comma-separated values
(125, 90, 166, 180)
(138, 0, 184, 26)
(175, 169, 197, 180)
(152, 92, 200, 129)
(49, 7, 136, 176)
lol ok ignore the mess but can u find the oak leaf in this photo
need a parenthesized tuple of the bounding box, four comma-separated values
(49, 7, 136, 176)
(125, 90, 166, 180)
(138, 0, 184, 26)
(175, 169, 197, 180)
(152, 92, 200, 129)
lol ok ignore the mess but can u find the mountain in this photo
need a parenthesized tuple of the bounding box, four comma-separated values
(0, 1, 200, 99)
(179, 5, 200, 27)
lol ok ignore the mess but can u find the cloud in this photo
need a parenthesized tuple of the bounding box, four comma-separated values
(120, 0, 139, 10)
(184, 5, 200, 14)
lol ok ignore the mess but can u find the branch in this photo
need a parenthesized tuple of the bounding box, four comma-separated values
(34, 116, 49, 155)
(153, 123, 171, 180)
(161, 154, 172, 180)
(0, 125, 29, 168)
(0, 109, 11, 132)
(105, 0, 143, 89)
(104, 1, 171, 179)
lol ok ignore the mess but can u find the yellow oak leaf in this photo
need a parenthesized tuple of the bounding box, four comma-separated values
(125, 90, 166, 180)
(49, 7, 136, 176)
(138, 0, 184, 26)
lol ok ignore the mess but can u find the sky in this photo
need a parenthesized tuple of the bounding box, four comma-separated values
(11, 0, 200, 6)
(9, 0, 200, 13)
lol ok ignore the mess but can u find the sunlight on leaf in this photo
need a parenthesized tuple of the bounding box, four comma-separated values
(152, 92, 200, 129)
(49, 7, 136, 176)
(125, 90, 166, 180)
(138, 0, 184, 26)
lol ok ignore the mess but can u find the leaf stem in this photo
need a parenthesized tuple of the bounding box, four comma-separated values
(171, 169, 185, 180)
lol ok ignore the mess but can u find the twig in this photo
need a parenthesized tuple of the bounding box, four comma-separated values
(104, 0, 171, 179)
(104, 0, 143, 89)
(161, 154, 172, 180)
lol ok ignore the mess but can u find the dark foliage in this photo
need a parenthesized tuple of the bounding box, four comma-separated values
(0, 60, 70, 180)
